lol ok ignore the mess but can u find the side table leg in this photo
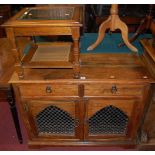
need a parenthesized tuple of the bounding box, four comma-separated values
(6, 28, 24, 79)
(6, 86, 23, 144)
(72, 27, 80, 79)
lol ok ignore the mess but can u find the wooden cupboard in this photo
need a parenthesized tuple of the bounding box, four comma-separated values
(12, 75, 152, 148)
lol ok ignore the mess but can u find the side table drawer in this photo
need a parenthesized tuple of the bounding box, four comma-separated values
(85, 84, 145, 96)
(19, 84, 78, 97)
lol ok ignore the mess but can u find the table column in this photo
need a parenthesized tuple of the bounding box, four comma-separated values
(72, 27, 80, 79)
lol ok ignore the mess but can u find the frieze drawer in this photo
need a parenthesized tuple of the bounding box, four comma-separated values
(19, 84, 78, 97)
(85, 84, 145, 96)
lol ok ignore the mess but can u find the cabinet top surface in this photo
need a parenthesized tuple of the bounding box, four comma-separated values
(10, 53, 155, 84)
(2, 6, 83, 27)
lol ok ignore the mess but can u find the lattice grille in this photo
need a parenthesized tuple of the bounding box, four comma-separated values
(88, 105, 128, 135)
(36, 106, 75, 135)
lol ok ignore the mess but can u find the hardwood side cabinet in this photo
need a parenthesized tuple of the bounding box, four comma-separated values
(11, 53, 154, 148)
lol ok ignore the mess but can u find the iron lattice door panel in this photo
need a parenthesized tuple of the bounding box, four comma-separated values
(85, 99, 141, 140)
(24, 99, 80, 140)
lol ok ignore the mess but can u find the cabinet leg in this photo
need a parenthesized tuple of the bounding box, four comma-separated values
(72, 27, 80, 79)
(6, 86, 23, 144)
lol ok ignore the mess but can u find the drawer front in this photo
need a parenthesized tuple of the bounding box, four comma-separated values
(85, 84, 145, 96)
(19, 84, 78, 97)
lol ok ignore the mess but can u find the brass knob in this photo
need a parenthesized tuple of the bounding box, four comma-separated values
(46, 86, 52, 93)
(111, 85, 117, 94)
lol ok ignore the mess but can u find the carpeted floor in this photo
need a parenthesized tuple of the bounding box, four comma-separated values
(0, 101, 133, 151)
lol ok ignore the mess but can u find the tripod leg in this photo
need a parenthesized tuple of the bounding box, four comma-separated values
(87, 17, 111, 51)
(117, 18, 138, 52)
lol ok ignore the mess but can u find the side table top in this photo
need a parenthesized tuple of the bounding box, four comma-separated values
(2, 6, 83, 27)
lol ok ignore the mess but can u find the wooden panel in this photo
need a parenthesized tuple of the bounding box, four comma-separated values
(22, 99, 81, 140)
(27, 100, 76, 118)
(14, 27, 72, 36)
(142, 85, 155, 139)
(85, 98, 141, 140)
(31, 43, 71, 62)
(85, 84, 144, 97)
(19, 83, 78, 97)
(21, 42, 73, 69)
(140, 39, 155, 77)
(87, 99, 135, 118)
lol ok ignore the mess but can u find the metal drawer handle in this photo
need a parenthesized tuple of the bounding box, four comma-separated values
(111, 85, 117, 94)
(46, 86, 52, 93)
(0, 16, 3, 18)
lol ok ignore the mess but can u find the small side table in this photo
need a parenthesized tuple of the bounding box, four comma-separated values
(2, 6, 83, 79)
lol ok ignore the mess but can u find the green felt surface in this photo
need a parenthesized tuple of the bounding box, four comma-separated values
(23, 33, 152, 55)
(80, 33, 152, 55)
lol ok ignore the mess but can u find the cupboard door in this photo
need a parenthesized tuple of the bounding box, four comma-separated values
(84, 98, 142, 141)
(23, 99, 81, 141)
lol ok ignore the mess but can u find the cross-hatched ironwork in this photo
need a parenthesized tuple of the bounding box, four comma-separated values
(36, 105, 75, 135)
(88, 105, 128, 135)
